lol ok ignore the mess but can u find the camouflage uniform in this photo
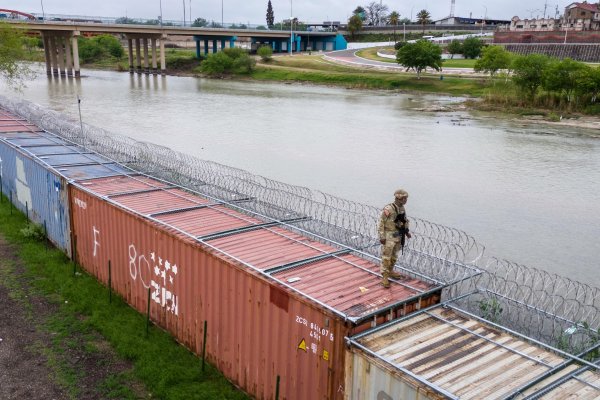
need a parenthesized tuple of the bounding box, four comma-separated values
(378, 189, 411, 288)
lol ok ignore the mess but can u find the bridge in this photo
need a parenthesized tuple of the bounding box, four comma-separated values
(7, 20, 347, 76)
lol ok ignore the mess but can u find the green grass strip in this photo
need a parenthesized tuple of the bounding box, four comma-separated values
(0, 194, 249, 400)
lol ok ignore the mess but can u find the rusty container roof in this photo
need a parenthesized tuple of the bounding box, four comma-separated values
(348, 305, 600, 399)
(75, 174, 440, 324)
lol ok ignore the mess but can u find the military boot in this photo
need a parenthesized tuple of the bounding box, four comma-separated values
(389, 270, 402, 279)
(381, 272, 390, 289)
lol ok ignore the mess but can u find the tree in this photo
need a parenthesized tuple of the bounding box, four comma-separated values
(0, 22, 34, 90)
(542, 58, 587, 103)
(447, 39, 462, 59)
(575, 65, 600, 103)
(257, 45, 273, 61)
(266, 0, 275, 29)
(462, 36, 483, 59)
(347, 14, 363, 39)
(396, 39, 442, 79)
(511, 54, 550, 99)
(416, 9, 431, 32)
(192, 17, 208, 27)
(388, 11, 400, 43)
(365, 1, 389, 26)
(353, 6, 366, 21)
(115, 16, 137, 24)
(474, 45, 511, 78)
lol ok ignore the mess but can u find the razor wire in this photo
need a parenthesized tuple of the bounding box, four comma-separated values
(452, 257, 600, 356)
(2, 97, 599, 357)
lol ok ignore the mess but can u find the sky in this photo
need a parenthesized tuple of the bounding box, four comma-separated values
(3, 0, 567, 25)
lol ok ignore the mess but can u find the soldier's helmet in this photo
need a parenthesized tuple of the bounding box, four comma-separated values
(394, 189, 409, 199)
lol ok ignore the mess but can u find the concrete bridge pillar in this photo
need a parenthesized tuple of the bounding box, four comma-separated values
(151, 38, 158, 74)
(57, 37, 66, 75)
(221, 40, 226, 50)
(50, 36, 59, 76)
(160, 36, 166, 75)
(143, 38, 149, 74)
(212, 40, 217, 53)
(65, 36, 73, 76)
(128, 38, 134, 73)
(72, 34, 80, 77)
(195, 40, 201, 59)
(135, 38, 142, 74)
(204, 40, 209, 55)
(42, 34, 51, 75)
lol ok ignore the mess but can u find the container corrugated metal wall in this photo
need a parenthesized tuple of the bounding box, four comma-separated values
(344, 306, 585, 400)
(68, 171, 442, 400)
(0, 136, 72, 257)
(69, 186, 350, 399)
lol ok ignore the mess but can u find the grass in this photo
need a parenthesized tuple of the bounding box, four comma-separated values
(0, 195, 249, 400)
(253, 55, 489, 96)
(355, 48, 479, 69)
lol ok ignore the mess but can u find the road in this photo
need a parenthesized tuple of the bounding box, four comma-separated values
(324, 49, 485, 76)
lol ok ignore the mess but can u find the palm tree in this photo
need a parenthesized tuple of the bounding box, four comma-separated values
(388, 11, 400, 44)
(416, 9, 431, 33)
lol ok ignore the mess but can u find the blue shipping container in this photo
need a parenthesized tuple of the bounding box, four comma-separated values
(0, 135, 72, 257)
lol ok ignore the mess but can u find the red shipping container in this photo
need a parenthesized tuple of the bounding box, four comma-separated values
(69, 175, 441, 399)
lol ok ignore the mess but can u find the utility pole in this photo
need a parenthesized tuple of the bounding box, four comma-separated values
(290, 0, 293, 55)
(182, 0, 186, 26)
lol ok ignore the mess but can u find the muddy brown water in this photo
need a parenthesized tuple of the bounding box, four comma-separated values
(3, 66, 600, 288)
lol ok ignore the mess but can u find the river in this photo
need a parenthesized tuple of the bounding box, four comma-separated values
(3, 66, 599, 287)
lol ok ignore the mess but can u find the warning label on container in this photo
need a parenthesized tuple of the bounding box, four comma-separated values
(295, 314, 333, 362)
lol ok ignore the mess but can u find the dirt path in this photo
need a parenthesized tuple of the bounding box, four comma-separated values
(0, 235, 146, 399)
(0, 236, 65, 399)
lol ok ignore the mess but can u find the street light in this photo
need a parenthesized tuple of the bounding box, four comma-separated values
(289, 0, 293, 55)
(221, 0, 224, 27)
(182, 0, 186, 26)
(40, 0, 45, 21)
(159, 0, 163, 27)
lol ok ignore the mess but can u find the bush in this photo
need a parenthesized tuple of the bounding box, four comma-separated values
(20, 223, 46, 241)
(257, 45, 273, 61)
(78, 34, 125, 63)
(200, 49, 255, 76)
(462, 37, 483, 59)
(200, 52, 233, 75)
(222, 47, 247, 59)
(394, 41, 407, 50)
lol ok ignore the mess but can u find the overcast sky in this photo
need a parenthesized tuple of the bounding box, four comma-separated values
(4, 0, 567, 25)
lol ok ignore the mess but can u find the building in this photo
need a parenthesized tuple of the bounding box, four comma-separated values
(562, 1, 600, 29)
(506, 2, 600, 32)
(509, 16, 560, 31)
(434, 16, 510, 26)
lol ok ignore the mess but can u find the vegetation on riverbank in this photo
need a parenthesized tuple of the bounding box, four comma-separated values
(251, 55, 489, 95)
(0, 195, 248, 400)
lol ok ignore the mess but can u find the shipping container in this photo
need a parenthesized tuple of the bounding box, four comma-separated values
(68, 174, 449, 400)
(531, 368, 600, 399)
(0, 111, 129, 258)
(345, 300, 599, 400)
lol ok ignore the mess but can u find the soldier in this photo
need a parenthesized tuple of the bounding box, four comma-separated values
(378, 189, 412, 288)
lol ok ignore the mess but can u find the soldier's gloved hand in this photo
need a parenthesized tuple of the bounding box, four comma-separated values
(379, 239, 386, 245)
(406, 232, 412, 239)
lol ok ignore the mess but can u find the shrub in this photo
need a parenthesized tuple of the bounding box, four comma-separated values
(222, 47, 246, 59)
(78, 34, 124, 63)
(394, 41, 407, 50)
(200, 52, 233, 75)
(257, 45, 273, 61)
(20, 223, 46, 241)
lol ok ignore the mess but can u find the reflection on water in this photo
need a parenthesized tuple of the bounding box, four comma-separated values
(4, 65, 600, 287)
